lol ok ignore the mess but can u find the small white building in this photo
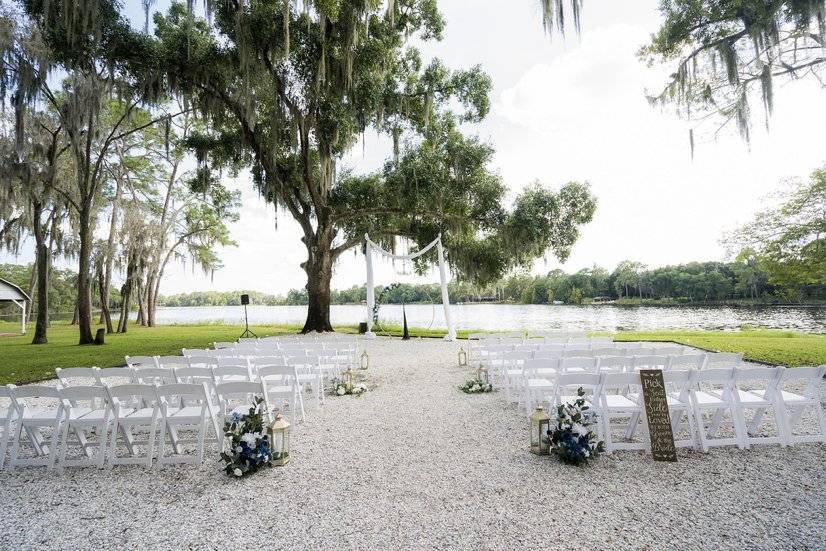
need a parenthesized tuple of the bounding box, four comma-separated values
(0, 278, 30, 334)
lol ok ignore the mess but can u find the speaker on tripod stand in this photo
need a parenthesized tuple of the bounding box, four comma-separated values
(239, 293, 258, 339)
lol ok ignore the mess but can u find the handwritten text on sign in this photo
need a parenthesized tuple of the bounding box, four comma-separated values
(639, 370, 678, 462)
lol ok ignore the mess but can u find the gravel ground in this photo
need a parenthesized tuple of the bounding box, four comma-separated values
(0, 337, 824, 550)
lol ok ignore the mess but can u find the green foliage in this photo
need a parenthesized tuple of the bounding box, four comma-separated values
(727, 168, 826, 292)
(0, 263, 78, 318)
(641, 1, 826, 144)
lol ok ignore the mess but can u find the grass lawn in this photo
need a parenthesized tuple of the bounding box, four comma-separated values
(0, 322, 823, 385)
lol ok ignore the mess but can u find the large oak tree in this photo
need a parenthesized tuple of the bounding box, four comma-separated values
(154, 0, 596, 332)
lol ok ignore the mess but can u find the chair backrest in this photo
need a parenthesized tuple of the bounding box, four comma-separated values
(668, 354, 706, 371)
(59, 385, 110, 412)
(661, 369, 694, 398)
(10, 385, 63, 415)
(523, 358, 559, 377)
(691, 367, 735, 394)
(187, 356, 218, 369)
(250, 356, 288, 370)
(218, 356, 250, 369)
(155, 383, 209, 409)
(96, 367, 135, 386)
(555, 372, 602, 400)
(105, 384, 160, 409)
(777, 365, 825, 399)
(213, 365, 252, 383)
(238, 337, 259, 343)
(174, 367, 214, 385)
(155, 355, 190, 369)
(181, 348, 211, 357)
(258, 364, 297, 381)
(704, 352, 743, 370)
(599, 371, 642, 395)
(632, 355, 670, 371)
(55, 367, 100, 386)
(560, 356, 597, 373)
(0, 385, 14, 414)
(133, 368, 176, 385)
(733, 366, 782, 398)
(596, 356, 632, 373)
(590, 336, 614, 346)
(214, 381, 265, 415)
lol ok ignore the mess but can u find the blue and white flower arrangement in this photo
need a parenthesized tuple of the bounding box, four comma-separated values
(220, 396, 273, 478)
(547, 387, 605, 466)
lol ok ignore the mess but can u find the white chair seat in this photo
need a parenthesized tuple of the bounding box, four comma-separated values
(527, 378, 553, 388)
(21, 409, 61, 423)
(693, 391, 726, 405)
(778, 390, 810, 403)
(168, 406, 206, 420)
(737, 390, 772, 404)
(123, 408, 158, 420)
(70, 408, 108, 422)
(603, 395, 639, 409)
(505, 369, 523, 377)
(265, 385, 293, 395)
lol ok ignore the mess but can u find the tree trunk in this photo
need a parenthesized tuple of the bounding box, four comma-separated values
(301, 237, 335, 333)
(97, 263, 112, 333)
(25, 260, 37, 318)
(99, 181, 121, 331)
(76, 205, 95, 344)
(31, 200, 49, 345)
(136, 281, 147, 326)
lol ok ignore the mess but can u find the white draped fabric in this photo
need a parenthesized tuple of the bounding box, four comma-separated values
(363, 233, 456, 341)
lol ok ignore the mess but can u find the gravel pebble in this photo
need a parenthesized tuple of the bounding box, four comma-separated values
(0, 337, 824, 550)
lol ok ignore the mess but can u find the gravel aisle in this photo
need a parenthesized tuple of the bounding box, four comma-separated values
(0, 337, 824, 550)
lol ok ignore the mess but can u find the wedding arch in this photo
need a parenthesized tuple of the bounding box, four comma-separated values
(363, 233, 456, 341)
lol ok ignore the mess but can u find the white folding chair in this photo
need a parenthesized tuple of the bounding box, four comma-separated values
(214, 381, 266, 422)
(521, 358, 558, 412)
(213, 341, 236, 350)
(690, 368, 744, 451)
(774, 365, 826, 445)
(213, 365, 253, 386)
(106, 384, 161, 468)
(286, 353, 324, 408)
(731, 367, 785, 448)
(599, 372, 647, 453)
(0, 385, 18, 470)
(8, 385, 64, 469)
(259, 365, 304, 423)
(125, 355, 157, 369)
(55, 367, 100, 387)
(155, 383, 212, 466)
(56, 385, 111, 469)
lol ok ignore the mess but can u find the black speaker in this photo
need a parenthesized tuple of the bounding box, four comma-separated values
(240, 294, 250, 305)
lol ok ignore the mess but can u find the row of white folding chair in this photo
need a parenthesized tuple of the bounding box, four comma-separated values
(511, 353, 743, 411)
(542, 365, 825, 453)
(58, 361, 308, 422)
(0, 378, 303, 470)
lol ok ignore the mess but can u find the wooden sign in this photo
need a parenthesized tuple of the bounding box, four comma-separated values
(639, 369, 678, 462)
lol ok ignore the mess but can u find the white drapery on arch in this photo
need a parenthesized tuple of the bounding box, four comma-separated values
(363, 233, 456, 341)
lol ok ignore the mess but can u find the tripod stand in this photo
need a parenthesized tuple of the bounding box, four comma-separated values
(239, 294, 258, 339)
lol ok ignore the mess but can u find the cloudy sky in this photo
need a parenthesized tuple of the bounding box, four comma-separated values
(6, 0, 826, 295)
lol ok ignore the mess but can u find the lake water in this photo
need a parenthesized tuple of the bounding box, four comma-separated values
(150, 303, 826, 333)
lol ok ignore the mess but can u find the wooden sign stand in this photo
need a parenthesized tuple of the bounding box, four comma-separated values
(639, 370, 678, 462)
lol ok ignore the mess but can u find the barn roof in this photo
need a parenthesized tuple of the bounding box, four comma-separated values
(0, 278, 30, 302)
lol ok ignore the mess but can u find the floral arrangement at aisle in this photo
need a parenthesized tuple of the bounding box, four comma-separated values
(331, 378, 369, 396)
(459, 379, 494, 394)
(220, 397, 272, 477)
(547, 387, 604, 466)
